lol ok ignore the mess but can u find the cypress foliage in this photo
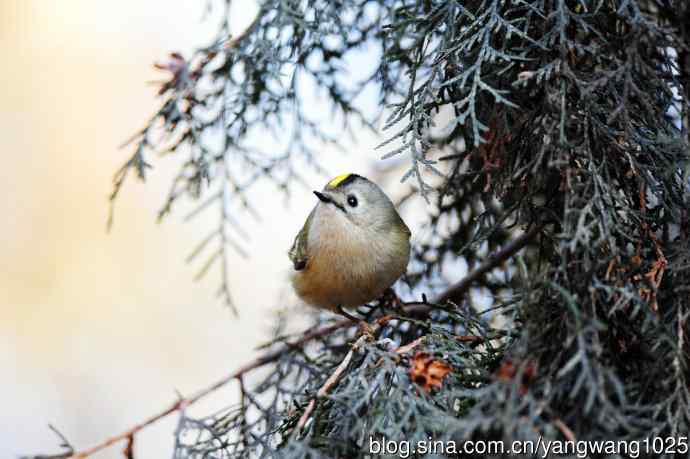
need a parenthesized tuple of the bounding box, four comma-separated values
(107, 1, 689, 458)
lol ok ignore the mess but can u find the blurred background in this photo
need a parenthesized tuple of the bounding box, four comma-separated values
(0, 2, 388, 457)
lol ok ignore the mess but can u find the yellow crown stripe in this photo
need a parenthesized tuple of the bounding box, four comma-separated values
(327, 173, 353, 189)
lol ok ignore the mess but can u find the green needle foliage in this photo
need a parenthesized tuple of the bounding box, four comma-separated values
(111, 0, 689, 458)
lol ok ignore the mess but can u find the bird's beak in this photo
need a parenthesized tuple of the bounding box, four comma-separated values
(313, 191, 331, 203)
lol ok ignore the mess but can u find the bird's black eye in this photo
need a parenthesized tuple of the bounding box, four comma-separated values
(347, 195, 358, 207)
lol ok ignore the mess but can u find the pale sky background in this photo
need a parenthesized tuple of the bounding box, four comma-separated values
(0, 2, 406, 458)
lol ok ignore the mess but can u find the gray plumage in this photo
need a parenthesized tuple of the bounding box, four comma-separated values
(288, 174, 411, 314)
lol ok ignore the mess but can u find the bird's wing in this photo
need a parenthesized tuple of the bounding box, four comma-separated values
(288, 207, 314, 271)
(394, 210, 412, 238)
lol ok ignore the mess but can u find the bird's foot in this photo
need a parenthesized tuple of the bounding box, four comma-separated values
(336, 305, 361, 322)
(336, 305, 378, 338)
(357, 320, 375, 337)
(380, 287, 404, 312)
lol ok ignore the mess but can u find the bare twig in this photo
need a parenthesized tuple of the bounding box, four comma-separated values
(553, 418, 577, 442)
(122, 435, 134, 459)
(395, 336, 425, 354)
(434, 224, 542, 305)
(57, 319, 349, 459)
(455, 335, 483, 343)
(295, 329, 375, 432)
(22, 425, 75, 459)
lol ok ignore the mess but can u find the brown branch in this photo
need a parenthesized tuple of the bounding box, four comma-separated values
(553, 418, 577, 442)
(122, 435, 134, 459)
(33, 225, 541, 459)
(455, 334, 483, 343)
(434, 224, 542, 305)
(22, 425, 75, 459)
(394, 336, 425, 354)
(49, 319, 350, 459)
(296, 330, 374, 431)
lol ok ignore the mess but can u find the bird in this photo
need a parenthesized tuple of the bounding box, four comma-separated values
(289, 173, 411, 321)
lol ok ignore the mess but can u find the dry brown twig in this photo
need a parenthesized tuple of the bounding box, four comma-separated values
(553, 418, 577, 442)
(23, 425, 74, 459)
(294, 314, 409, 432)
(435, 224, 543, 305)
(295, 330, 375, 432)
(394, 336, 425, 354)
(29, 319, 351, 459)
(28, 224, 541, 459)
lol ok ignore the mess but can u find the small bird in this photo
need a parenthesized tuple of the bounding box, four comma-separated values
(289, 173, 411, 320)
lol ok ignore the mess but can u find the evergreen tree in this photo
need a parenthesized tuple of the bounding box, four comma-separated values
(37, 1, 690, 458)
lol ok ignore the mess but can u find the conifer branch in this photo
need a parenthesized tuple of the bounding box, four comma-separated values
(29, 222, 539, 459)
(434, 223, 544, 305)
